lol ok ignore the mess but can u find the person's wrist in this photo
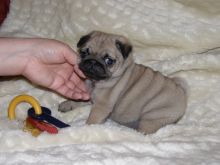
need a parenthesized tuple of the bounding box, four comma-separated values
(0, 38, 36, 76)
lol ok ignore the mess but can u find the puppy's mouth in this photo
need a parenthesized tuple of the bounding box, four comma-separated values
(79, 59, 110, 81)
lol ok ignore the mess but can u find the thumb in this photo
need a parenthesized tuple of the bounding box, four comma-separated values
(62, 45, 79, 65)
(62, 45, 86, 78)
(74, 65, 86, 79)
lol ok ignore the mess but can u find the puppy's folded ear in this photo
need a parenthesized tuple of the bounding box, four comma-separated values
(115, 40, 132, 59)
(77, 34, 91, 48)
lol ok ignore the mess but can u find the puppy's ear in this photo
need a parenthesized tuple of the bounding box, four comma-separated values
(115, 40, 132, 59)
(77, 34, 91, 48)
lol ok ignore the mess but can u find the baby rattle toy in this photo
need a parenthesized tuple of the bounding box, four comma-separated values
(8, 94, 70, 137)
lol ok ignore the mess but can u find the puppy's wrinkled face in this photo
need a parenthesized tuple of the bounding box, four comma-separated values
(77, 31, 133, 81)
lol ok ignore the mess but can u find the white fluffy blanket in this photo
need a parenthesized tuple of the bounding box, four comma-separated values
(1, 0, 220, 164)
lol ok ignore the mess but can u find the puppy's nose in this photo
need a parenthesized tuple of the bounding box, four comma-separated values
(80, 59, 105, 75)
(79, 59, 108, 80)
(88, 59, 97, 65)
(84, 59, 98, 69)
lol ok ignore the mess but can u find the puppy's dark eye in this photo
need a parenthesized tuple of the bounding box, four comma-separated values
(104, 56, 115, 66)
(79, 48, 90, 58)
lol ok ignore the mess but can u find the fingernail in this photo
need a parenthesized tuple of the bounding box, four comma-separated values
(84, 94, 90, 100)
(72, 93, 82, 99)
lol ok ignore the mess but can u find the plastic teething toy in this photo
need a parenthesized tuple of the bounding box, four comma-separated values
(26, 117, 58, 134)
(23, 119, 42, 137)
(28, 106, 70, 128)
(8, 95, 42, 120)
(8, 94, 70, 137)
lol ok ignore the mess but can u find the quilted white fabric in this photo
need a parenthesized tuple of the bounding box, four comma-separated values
(0, 0, 220, 164)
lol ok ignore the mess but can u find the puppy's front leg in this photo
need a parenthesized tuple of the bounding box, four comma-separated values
(86, 82, 121, 125)
(59, 100, 91, 113)
(86, 103, 112, 124)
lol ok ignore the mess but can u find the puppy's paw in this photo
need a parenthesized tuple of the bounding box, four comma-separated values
(58, 100, 75, 113)
(86, 114, 106, 125)
(59, 100, 91, 113)
(86, 118, 97, 125)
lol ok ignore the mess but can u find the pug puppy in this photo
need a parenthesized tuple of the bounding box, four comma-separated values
(59, 31, 187, 134)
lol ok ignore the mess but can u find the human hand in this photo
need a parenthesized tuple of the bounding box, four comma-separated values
(20, 39, 90, 100)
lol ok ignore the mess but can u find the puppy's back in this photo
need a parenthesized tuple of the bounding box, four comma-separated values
(110, 64, 186, 126)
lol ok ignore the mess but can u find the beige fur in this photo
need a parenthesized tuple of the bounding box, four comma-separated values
(59, 31, 187, 134)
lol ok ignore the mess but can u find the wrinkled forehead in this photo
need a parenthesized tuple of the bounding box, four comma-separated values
(92, 34, 115, 46)
(88, 35, 118, 53)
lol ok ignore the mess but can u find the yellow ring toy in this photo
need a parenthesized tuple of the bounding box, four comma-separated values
(8, 95, 42, 120)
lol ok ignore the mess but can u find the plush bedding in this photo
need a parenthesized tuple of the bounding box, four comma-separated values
(0, 0, 220, 164)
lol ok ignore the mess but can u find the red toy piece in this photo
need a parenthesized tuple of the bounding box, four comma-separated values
(26, 117, 58, 134)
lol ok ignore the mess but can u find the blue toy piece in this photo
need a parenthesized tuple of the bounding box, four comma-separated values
(28, 106, 70, 128)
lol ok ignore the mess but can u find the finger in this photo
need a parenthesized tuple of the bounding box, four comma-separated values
(66, 80, 85, 95)
(56, 84, 82, 100)
(66, 82, 86, 96)
(66, 90, 82, 100)
(72, 93, 83, 100)
(66, 81, 76, 90)
(74, 65, 86, 78)
(54, 74, 89, 99)
(62, 46, 79, 65)
(57, 84, 90, 100)
(71, 90, 90, 100)
(56, 85, 69, 96)
(81, 92, 90, 100)
(70, 73, 87, 92)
